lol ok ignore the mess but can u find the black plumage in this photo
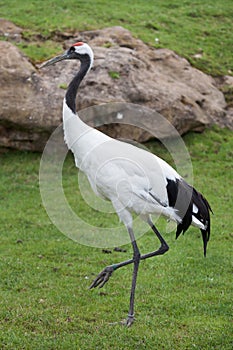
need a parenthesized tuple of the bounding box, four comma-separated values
(166, 178, 212, 256)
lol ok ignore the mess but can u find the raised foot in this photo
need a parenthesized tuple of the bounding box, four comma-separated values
(89, 265, 115, 289)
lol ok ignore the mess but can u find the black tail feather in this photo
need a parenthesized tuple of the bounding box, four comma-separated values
(201, 229, 208, 257)
(194, 193, 212, 256)
(173, 180, 212, 256)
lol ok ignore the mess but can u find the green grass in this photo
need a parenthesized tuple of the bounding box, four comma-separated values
(1, 0, 233, 75)
(0, 128, 232, 349)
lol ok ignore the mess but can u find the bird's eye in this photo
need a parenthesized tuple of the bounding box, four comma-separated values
(69, 46, 75, 52)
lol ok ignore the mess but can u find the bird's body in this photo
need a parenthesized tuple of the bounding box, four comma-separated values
(41, 42, 212, 326)
(63, 94, 209, 235)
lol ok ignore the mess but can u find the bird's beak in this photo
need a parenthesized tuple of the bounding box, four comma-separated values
(39, 52, 69, 69)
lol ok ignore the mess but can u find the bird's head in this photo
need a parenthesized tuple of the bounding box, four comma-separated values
(40, 42, 94, 71)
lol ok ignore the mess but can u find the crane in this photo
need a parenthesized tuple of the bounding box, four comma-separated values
(41, 42, 212, 326)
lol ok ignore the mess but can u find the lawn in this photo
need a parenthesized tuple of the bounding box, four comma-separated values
(1, 0, 233, 75)
(0, 0, 233, 349)
(0, 128, 232, 349)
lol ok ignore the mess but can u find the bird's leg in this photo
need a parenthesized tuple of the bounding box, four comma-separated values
(90, 222, 169, 326)
(89, 220, 169, 290)
(140, 217, 169, 260)
(90, 227, 140, 327)
(123, 227, 140, 327)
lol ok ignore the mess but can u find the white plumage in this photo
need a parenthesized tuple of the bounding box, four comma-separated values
(63, 100, 205, 229)
(41, 42, 212, 326)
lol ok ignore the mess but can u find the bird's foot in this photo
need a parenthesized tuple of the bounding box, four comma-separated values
(108, 315, 135, 327)
(89, 265, 115, 289)
(121, 314, 135, 327)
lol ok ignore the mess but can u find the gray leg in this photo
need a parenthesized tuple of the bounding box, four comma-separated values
(125, 227, 140, 327)
(90, 220, 169, 289)
(90, 226, 141, 326)
(89, 220, 169, 326)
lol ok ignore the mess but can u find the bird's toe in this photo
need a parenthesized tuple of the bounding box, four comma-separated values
(89, 265, 114, 289)
(121, 314, 135, 327)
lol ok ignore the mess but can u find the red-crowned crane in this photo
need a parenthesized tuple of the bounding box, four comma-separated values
(41, 42, 212, 326)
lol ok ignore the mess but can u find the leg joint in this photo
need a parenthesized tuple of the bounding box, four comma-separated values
(131, 239, 141, 262)
(133, 250, 141, 262)
(160, 242, 169, 254)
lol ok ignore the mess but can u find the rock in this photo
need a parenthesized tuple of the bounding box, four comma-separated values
(214, 75, 233, 129)
(0, 18, 22, 42)
(0, 41, 64, 150)
(0, 25, 231, 151)
(76, 26, 228, 134)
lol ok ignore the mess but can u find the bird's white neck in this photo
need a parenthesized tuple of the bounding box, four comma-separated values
(62, 100, 110, 169)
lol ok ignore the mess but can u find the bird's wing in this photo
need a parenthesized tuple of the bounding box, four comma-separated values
(84, 139, 181, 216)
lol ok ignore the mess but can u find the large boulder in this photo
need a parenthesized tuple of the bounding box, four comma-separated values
(0, 41, 64, 150)
(0, 25, 231, 151)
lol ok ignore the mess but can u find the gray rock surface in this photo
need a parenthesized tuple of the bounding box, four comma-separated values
(0, 25, 231, 151)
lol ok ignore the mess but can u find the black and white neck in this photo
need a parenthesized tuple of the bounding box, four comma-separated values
(40, 42, 94, 115)
(65, 53, 92, 114)
(64, 42, 94, 114)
